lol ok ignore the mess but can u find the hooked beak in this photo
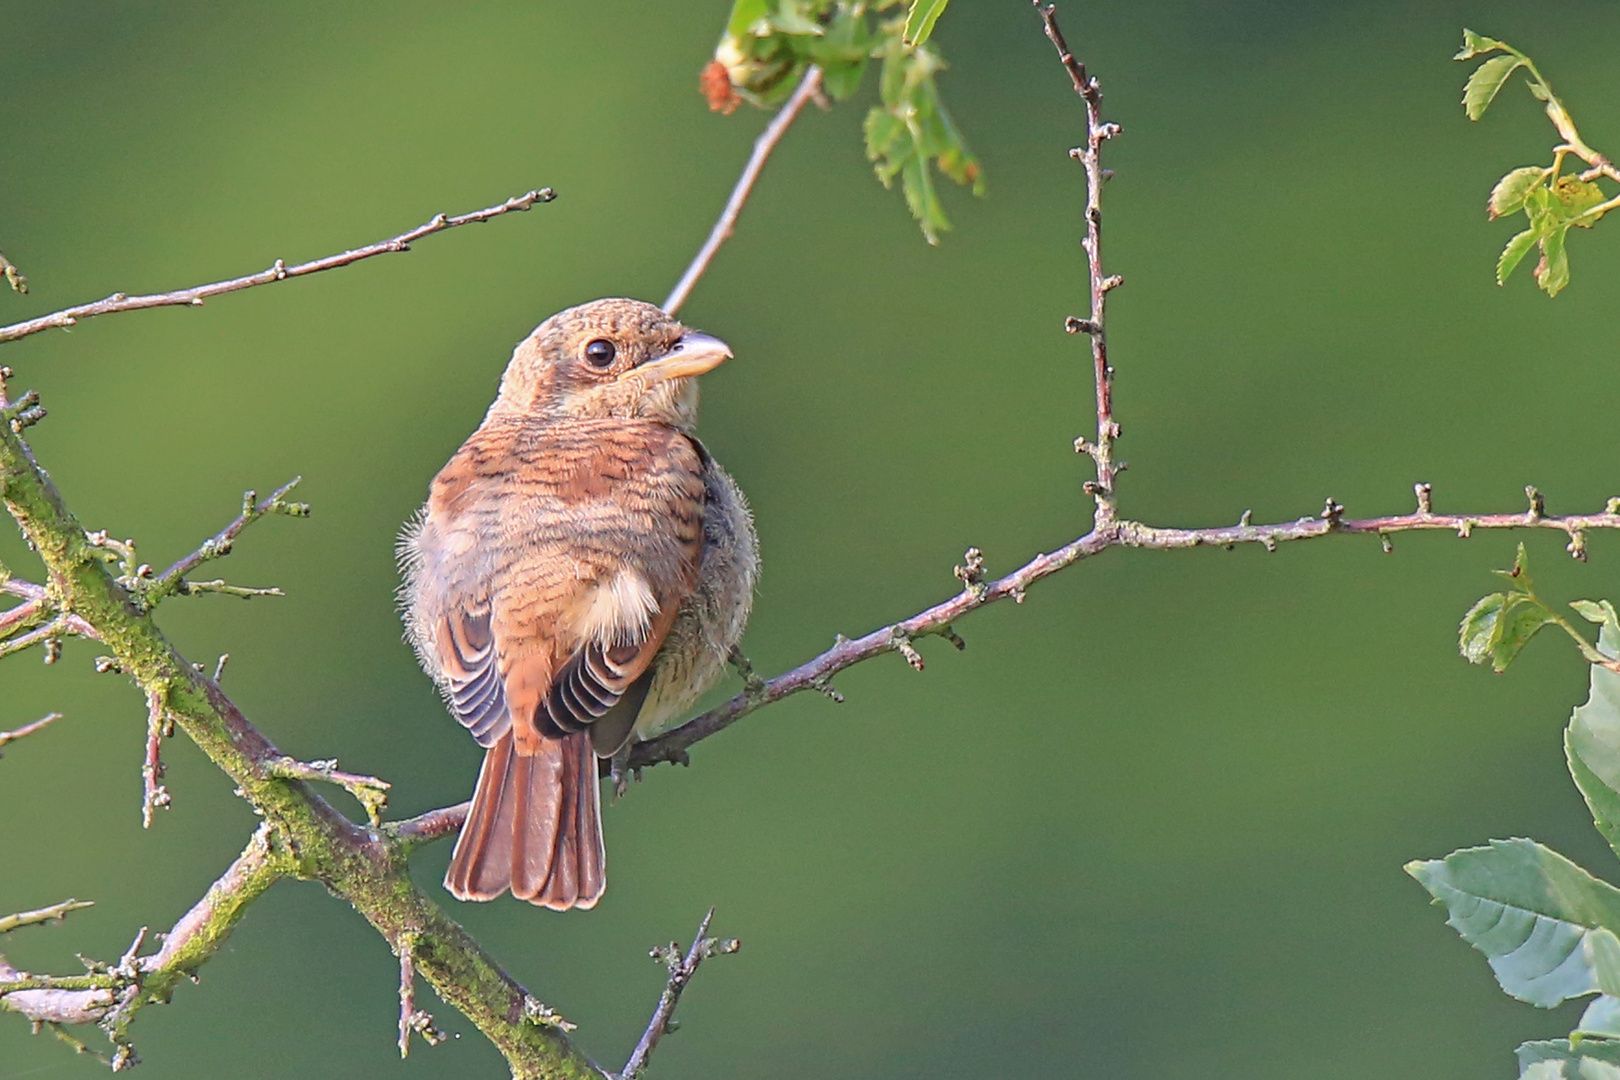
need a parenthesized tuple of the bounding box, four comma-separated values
(635, 331, 732, 383)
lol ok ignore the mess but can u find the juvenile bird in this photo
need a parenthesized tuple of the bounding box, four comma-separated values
(398, 298, 758, 910)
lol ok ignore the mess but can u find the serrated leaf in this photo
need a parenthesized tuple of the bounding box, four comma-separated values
(1462, 593, 1511, 665)
(1496, 541, 1535, 591)
(904, 0, 949, 46)
(1520, 1040, 1620, 1079)
(725, 0, 771, 38)
(1538, 226, 1571, 296)
(769, 1, 824, 37)
(1465, 54, 1526, 120)
(901, 150, 947, 244)
(1500, 227, 1543, 283)
(1456, 28, 1506, 60)
(1497, 598, 1560, 671)
(1566, 615, 1620, 858)
(1406, 838, 1620, 1007)
(1492, 167, 1549, 219)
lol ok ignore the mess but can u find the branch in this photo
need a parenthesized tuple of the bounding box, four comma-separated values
(0, 353, 603, 1077)
(620, 910, 740, 1080)
(662, 66, 823, 316)
(143, 479, 307, 607)
(0, 824, 288, 1054)
(0, 899, 93, 935)
(0, 712, 63, 757)
(1036, 0, 1122, 526)
(0, 190, 556, 347)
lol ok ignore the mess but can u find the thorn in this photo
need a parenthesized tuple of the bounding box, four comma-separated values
(1569, 530, 1588, 562)
(1607, 497, 1620, 515)
(1526, 485, 1545, 519)
(1321, 497, 1344, 525)
(1457, 519, 1475, 538)
(1414, 482, 1433, 515)
(1074, 436, 1093, 454)
(1239, 509, 1253, 527)
(954, 548, 987, 598)
(890, 628, 925, 672)
(939, 625, 967, 651)
(1380, 533, 1394, 554)
(1100, 275, 1124, 292)
(1065, 316, 1100, 335)
(1260, 536, 1278, 553)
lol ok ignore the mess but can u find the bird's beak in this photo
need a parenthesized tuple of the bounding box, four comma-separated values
(635, 331, 732, 382)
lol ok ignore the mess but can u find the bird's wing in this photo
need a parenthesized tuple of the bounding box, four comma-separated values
(431, 421, 706, 756)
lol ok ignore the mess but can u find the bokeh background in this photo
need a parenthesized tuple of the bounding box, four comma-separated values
(4, 1, 1620, 1077)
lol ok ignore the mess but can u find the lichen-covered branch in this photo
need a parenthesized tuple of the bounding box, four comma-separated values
(0, 825, 287, 1064)
(0, 377, 602, 1077)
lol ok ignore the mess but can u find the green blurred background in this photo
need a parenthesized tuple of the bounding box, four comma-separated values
(4, 1, 1620, 1077)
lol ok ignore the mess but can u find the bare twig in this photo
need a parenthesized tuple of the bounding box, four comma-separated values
(141, 694, 172, 829)
(0, 190, 555, 347)
(0, 712, 64, 757)
(663, 66, 824, 316)
(1038, 0, 1122, 525)
(143, 479, 308, 607)
(621, 910, 740, 1080)
(0, 899, 94, 934)
(396, 935, 445, 1058)
(386, 800, 472, 850)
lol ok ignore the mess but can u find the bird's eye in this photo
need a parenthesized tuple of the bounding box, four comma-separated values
(584, 339, 617, 368)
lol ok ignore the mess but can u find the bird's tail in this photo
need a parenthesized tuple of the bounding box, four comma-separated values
(444, 730, 605, 910)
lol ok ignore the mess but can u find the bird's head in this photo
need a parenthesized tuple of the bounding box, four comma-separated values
(492, 298, 731, 430)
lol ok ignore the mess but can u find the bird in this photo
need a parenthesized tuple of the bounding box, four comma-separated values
(398, 298, 758, 910)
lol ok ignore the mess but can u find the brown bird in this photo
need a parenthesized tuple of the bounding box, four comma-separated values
(398, 298, 758, 909)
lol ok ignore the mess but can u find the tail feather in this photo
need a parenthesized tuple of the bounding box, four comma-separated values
(444, 731, 605, 910)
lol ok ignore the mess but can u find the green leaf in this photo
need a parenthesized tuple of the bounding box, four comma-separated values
(1573, 601, 1620, 628)
(1495, 541, 1536, 592)
(901, 150, 947, 244)
(1581, 997, 1620, 1040)
(1492, 167, 1549, 219)
(726, 0, 771, 38)
(1500, 227, 1543, 284)
(1520, 1040, 1620, 1079)
(1538, 225, 1571, 296)
(1464, 54, 1527, 120)
(1566, 613, 1620, 858)
(1554, 176, 1610, 227)
(1461, 592, 1511, 664)
(1456, 28, 1506, 60)
(1406, 838, 1620, 1008)
(903, 0, 949, 46)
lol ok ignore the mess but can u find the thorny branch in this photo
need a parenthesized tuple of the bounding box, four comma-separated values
(0, 190, 556, 347)
(663, 65, 825, 316)
(620, 910, 740, 1080)
(10, 6, 1620, 1079)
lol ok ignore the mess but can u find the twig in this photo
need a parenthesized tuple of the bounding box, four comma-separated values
(395, 935, 445, 1057)
(0, 825, 289, 1035)
(262, 756, 391, 827)
(144, 479, 308, 607)
(621, 910, 740, 1080)
(0, 190, 556, 347)
(663, 66, 824, 316)
(1037, 0, 1122, 525)
(142, 694, 172, 828)
(0, 712, 63, 757)
(0, 898, 93, 934)
(385, 801, 471, 850)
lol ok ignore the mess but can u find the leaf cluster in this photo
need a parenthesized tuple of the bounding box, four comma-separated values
(708, 0, 983, 242)
(1418, 564, 1620, 1075)
(1456, 31, 1617, 296)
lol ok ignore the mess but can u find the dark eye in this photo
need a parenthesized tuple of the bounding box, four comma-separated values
(584, 339, 617, 368)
